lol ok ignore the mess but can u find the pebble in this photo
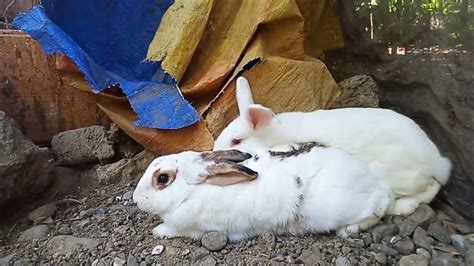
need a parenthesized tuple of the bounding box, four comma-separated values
(398, 254, 428, 266)
(394, 216, 418, 237)
(261, 232, 276, 249)
(413, 227, 432, 253)
(113, 257, 125, 266)
(360, 234, 372, 247)
(122, 191, 133, 201)
(17, 225, 50, 242)
(450, 234, 465, 255)
(465, 234, 474, 265)
(408, 204, 435, 229)
(370, 243, 399, 257)
(431, 249, 463, 266)
(416, 248, 431, 259)
(151, 245, 165, 255)
(393, 239, 415, 255)
(374, 253, 387, 264)
(371, 224, 399, 243)
(198, 255, 216, 265)
(12, 259, 30, 266)
(201, 231, 228, 251)
(296, 243, 323, 265)
(428, 222, 452, 244)
(181, 249, 191, 256)
(127, 254, 139, 266)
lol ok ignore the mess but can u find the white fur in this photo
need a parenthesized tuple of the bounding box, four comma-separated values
(213, 77, 452, 216)
(133, 148, 392, 241)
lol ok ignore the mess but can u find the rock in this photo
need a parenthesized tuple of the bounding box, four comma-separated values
(17, 225, 49, 241)
(0, 254, 15, 265)
(431, 248, 463, 266)
(335, 256, 348, 266)
(428, 222, 452, 244)
(296, 243, 323, 265)
(398, 254, 429, 266)
(374, 253, 387, 264)
(151, 245, 165, 255)
(113, 257, 125, 266)
(332, 74, 379, 108)
(416, 248, 431, 259)
(407, 204, 436, 230)
(393, 239, 415, 255)
(96, 150, 155, 185)
(12, 259, 30, 266)
(127, 255, 139, 266)
(0, 111, 52, 208)
(464, 234, 474, 265)
(261, 232, 276, 249)
(46, 235, 101, 255)
(369, 243, 398, 257)
(372, 53, 474, 219)
(450, 234, 465, 255)
(51, 125, 114, 165)
(198, 255, 216, 266)
(201, 231, 228, 251)
(394, 216, 418, 237)
(413, 227, 432, 252)
(371, 224, 399, 243)
(122, 191, 133, 201)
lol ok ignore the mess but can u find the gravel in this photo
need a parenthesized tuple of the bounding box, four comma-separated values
(0, 167, 469, 265)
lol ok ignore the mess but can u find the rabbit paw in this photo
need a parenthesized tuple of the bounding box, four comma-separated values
(337, 224, 360, 238)
(390, 198, 419, 216)
(152, 224, 176, 238)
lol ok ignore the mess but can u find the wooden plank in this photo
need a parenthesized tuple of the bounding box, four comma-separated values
(0, 31, 108, 144)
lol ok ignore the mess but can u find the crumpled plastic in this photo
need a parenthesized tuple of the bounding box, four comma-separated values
(12, 0, 201, 130)
(15, 0, 344, 154)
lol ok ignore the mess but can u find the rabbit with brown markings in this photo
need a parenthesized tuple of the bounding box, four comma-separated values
(133, 147, 392, 241)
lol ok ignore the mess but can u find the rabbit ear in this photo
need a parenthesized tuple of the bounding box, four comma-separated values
(205, 162, 258, 186)
(248, 104, 274, 129)
(201, 150, 252, 163)
(236, 77, 255, 117)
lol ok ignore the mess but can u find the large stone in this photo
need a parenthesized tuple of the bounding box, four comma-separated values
(0, 111, 52, 209)
(398, 254, 429, 266)
(371, 224, 399, 243)
(372, 53, 474, 220)
(393, 239, 415, 255)
(51, 125, 114, 165)
(407, 204, 436, 230)
(332, 74, 379, 108)
(46, 235, 101, 255)
(394, 216, 418, 237)
(17, 225, 50, 242)
(413, 227, 432, 252)
(428, 222, 452, 244)
(96, 150, 155, 185)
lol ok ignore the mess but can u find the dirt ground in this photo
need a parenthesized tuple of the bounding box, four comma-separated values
(0, 165, 471, 266)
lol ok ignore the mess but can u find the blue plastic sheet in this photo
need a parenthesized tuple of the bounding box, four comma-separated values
(12, 0, 201, 129)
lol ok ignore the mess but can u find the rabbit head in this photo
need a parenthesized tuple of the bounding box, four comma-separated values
(133, 150, 257, 216)
(214, 77, 282, 152)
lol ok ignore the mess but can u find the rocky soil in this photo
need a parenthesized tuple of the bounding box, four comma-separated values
(0, 178, 473, 265)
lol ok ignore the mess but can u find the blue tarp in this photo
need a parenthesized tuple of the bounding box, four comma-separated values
(12, 0, 201, 129)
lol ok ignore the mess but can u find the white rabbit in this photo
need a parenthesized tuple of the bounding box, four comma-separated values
(213, 77, 452, 216)
(133, 148, 392, 241)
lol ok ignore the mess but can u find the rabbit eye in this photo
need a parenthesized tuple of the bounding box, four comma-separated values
(158, 174, 169, 184)
(152, 170, 176, 190)
(231, 138, 242, 146)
